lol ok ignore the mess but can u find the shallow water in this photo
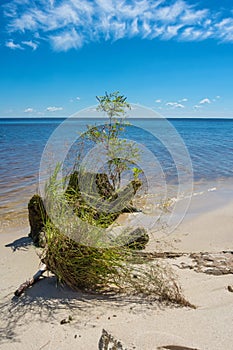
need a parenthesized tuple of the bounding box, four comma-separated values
(1, 117, 233, 228)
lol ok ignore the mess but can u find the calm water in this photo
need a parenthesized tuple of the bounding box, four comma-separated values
(1, 117, 233, 225)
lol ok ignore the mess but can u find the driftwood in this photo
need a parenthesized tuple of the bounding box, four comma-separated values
(98, 329, 129, 350)
(133, 251, 185, 260)
(14, 264, 47, 297)
(135, 251, 233, 276)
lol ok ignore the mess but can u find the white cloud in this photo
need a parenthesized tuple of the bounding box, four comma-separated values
(181, 26, 212, 41)
(193, 105, 202, 109)
(199, 98, 211, 104)
(95, 0, 114, 12)
(142, 20, 152, 38)
(71, 0, 94, 15)
(181, 9, 208, 24)
(117, 0, 162, 18)
(215, 18, 233, 42)
(155, 99, 162, 103)
(50, 28, 83, 51)
(162, 24, 183, 39)
(5, 40, 23, 50)
(70, 96, 81, 102)
(22, 40, 38, 50)
(179, 98, 188, 102)
(10, 13, 39, 32)
(155, 0, 185, 22)
(166, 101, 185, 108)
(3, 0, 233, 51)
(24, 107, 34, 113)
(150, 24, 165, 39)
(175, 103, 185, 108)
(46, 106, 63, 112)
(131, 18, 139, 35)
(212, 96, 221, 102)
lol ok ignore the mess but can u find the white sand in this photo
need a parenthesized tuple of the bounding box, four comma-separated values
(0, 192, 233, 349)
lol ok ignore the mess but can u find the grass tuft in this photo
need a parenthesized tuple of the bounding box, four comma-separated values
(42, 222, 194, 308)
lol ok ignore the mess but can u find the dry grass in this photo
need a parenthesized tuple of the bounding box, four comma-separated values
(42, 223, 194, 308)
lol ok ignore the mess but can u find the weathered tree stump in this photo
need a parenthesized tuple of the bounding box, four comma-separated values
(28, 194, 47, 247)
(28, 172, 144, 247)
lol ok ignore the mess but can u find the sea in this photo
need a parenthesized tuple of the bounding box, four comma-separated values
(1, 117, 233, 230)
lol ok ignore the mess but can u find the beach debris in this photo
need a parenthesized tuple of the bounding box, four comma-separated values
(189, 252, 233, 275)
(227, 285, 233, 292)
(14, 264, 47, 297)
(138, 251, 233, 276)
(39, 341, 51, 350)
(60, 315, 73, 325)
(98, 329, 132, 350)
(134, 251, 185, 260)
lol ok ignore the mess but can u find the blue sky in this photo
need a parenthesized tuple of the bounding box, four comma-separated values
(1, 0, 233, 118)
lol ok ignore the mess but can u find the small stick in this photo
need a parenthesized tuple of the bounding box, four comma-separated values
(14, 264, 47, 297)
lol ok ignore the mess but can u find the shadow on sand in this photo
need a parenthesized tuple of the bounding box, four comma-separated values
(5, 236, 33, 251)
(0, 273, 162, 346)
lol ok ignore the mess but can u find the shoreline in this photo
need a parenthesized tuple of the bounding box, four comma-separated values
(1, 175, 233, 234)
(150, 187, 233, 253)
(1, 184, 233, 349)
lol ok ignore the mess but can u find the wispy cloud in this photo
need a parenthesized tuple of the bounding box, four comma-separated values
(50, 28, 83, 51)
(155, 0, 185, 22)
(166, 101, 185, 108)
(70, 96, 81, 102)
(199, 98, 211, 104)
(24, 107, 34, 113)
(3, 0, 233, 51)
(22, 40, 38, 50)
(5, 40, 23, 50)
(181, 9, 208, 24)
(155, 99, 162, 103)
(46, 106, 63, 112)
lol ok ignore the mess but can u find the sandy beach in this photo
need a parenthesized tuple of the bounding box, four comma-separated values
(2, 0, 233, 348)
(1, 187, 233, 350)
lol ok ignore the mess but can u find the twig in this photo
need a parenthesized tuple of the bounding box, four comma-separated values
(39, 340, 51, 350)
(14, 264, 47, 297)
